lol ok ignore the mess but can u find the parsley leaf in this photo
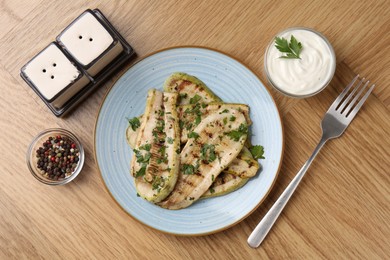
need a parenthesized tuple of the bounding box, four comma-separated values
(275, 35, 302, 59)
(188, 131, 200, 139)
(185, 123, 193, 131)
(179, 93, 188, 103)
(182, 164, 195, 175)
(201, 144, 217, 162)
(167, 137, 174, 144)
(158, 145, 166, 156)
(127, 117, 140, 131)
(135, 165, 146, 177)
(225, 124, 248, 141)
(189, 94, 202, 104)
(179, 120, 185, 130)
(139, 144, 151, 151)
(195, 115, 201, 126)
(155, 120, 165, 132)
(134, 147, 151, 167)
(152, 176, 164, 191)
(250, 145, 265, 160)
(219, 109, 229, 114)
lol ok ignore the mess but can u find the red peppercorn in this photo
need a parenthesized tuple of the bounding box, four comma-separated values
(56, 135, 61, 140)
(71, 143, 76, 149)
(50, 156, 55, 162)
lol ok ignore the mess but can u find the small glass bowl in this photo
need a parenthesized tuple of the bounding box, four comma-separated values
(264, 27, 336, 98)
(26, 128, 84, 185)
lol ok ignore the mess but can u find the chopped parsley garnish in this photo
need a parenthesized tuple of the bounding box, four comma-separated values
(167, 137, 174, 144)
(189, 94, 202, 104)
(225, 124, 248, 141)
(211, 174, 215, 181)
(183, 103, 203, 129)
(151, 176, 164, 191)
(223, 118, 227, 125)
(153, 119, 166, 143)
(139, 144, 151, 151)
(143, 153, 151, 162)
(179, 93, 188, 102)
(219, 109, 229, 114)
(249, 145, 265, 159)
(156, 120, 165, 132)
(135, 165, 146, 177)
(184, 103, 201, 114)
(182, 164, 195, 175)
(201, 144, 217, 163)
(230, 116, 236, 122)
(157, 157, 168, 164)
(209, 188, 215, 194)
(185, 123, 193, 131)
(179, 120, 185, 129)
(127, 117, 140, 131)
(134, 142, 154, 180)
(195, 115, 201, 126)
(134, 149, 151, 164)
(188, 131, 200, 139)
(156, 145, 167, 164)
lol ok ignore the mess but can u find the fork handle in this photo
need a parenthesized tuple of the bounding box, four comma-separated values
(247, 137, 328, 248)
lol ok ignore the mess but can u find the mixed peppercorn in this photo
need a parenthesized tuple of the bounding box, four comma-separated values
(35, 135, 80, 180)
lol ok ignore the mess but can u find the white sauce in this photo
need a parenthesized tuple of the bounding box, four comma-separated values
(266, 28, 335, 96)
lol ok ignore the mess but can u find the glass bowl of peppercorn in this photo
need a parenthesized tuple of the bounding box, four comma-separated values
(26, 128, 84, 185)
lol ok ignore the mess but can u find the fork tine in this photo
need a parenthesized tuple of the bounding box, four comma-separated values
(329, 74, 359, 111)
(342, 80, 370, 115)
(338, 78, 364, 113)
(345, 84, 375, 121)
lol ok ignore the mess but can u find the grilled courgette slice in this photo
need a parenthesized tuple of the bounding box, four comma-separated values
(163, 72, 222, 105)
(201, 173, 249, 198)
(131, 90, 180, 203)
(159, 108, 248, 209)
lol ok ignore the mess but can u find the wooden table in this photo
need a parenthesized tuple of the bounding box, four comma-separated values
(1, 0, 389, 258)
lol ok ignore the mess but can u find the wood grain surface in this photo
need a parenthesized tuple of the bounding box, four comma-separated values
(0, 0, 389, 259)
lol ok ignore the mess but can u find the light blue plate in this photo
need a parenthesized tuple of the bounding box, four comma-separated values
(95, 47, 284, 235)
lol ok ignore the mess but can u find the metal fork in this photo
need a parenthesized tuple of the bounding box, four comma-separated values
(248, 75, 375, 248)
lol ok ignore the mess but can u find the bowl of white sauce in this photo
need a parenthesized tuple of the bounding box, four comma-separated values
(264, 27, 336, 98)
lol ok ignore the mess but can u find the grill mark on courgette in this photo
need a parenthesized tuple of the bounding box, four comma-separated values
(178, 80, 192, 90)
